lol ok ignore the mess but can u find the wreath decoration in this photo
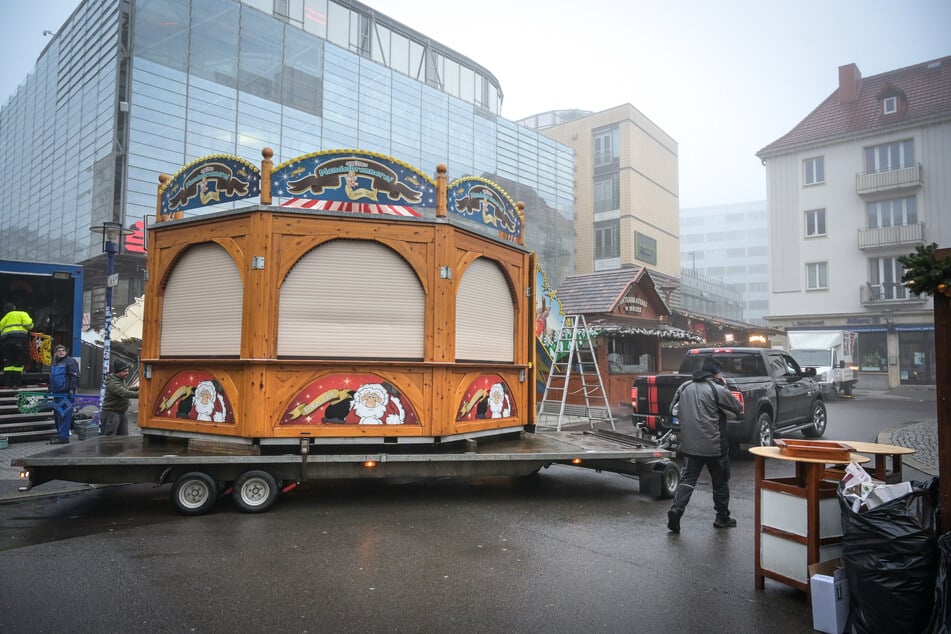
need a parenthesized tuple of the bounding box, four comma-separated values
(899, 243, 951, 298)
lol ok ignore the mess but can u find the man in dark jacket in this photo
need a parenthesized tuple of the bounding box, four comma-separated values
(49, 344, 80, 444)
(100, 360, 139, 436)
(666, 357, 743, 532)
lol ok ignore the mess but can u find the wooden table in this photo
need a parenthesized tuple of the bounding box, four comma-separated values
(750, 446, 869, 594)
(836, 440, 915, 484)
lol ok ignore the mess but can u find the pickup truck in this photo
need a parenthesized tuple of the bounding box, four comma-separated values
(630, 347, 826, 451)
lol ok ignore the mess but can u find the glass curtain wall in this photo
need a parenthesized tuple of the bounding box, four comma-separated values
(1, 0, 573, 287)
(0, 0, 122, 263)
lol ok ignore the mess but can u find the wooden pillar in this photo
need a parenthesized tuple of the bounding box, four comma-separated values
(435, 163, 447, 217)
(935, 248, 950, 534)
(260, 147, 273, 205)
(156, 173, 169, 222)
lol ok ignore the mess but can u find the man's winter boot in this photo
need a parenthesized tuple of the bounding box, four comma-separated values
(667, 509, 681, 533)
(714, 515, 737, 528)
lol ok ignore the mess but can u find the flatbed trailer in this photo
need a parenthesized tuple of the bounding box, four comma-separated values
(12, 429, 679, 515)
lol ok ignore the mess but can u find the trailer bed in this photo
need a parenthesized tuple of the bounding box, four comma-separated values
(12, 429, 679, 513)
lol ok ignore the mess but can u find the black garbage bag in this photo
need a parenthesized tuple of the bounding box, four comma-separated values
(837, 477, 939, 634)
(928, 531, 951, 634)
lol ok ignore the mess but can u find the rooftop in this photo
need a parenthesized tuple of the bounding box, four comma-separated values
(758, 56, 951, 157)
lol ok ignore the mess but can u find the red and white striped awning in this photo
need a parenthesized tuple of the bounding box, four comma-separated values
(280, 198, 420, 217)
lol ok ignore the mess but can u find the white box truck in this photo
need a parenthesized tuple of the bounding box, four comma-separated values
(787, 330, 858, 398)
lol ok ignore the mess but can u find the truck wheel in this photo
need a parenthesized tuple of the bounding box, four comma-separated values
(802, 401, 827, 438)
(232, 470, 279, 513)
(171, 472, 219, 516)
(753, 412, 774, 447)
(656, 461, 680, 499)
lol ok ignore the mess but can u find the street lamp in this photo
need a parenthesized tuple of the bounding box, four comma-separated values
(90, 221, 133, 430)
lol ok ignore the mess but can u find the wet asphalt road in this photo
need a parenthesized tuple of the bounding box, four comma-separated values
(0, 390, 937, 633)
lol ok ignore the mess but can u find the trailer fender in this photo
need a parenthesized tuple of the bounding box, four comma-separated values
(639, 460, 680, 499)
(159, 466, 175, 486)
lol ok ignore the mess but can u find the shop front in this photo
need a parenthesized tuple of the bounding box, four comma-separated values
(897, 326, 935, 384)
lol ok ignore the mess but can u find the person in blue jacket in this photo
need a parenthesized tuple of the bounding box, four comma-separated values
(49, 344, 80, 444)
(666, 357, 743, 532)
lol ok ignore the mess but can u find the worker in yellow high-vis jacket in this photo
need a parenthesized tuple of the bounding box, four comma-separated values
(0, 302, 34, 389)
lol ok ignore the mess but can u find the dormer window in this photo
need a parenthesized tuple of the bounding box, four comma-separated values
(877, 84, 906, 118)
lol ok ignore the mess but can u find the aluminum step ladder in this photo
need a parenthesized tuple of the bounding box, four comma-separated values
(537, 315, 615, 432)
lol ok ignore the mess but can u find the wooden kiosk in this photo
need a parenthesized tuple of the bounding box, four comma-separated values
(139, 149, 535, 448)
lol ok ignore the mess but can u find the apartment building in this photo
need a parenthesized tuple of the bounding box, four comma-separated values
(757, 57, 951, 388)
(518, 105, 680, 278)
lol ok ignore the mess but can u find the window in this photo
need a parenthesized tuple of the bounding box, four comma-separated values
(594, 128, 619, 167)
(804, 156, 824, 185)
(858, 332, 887, 371)
(605, 336, 654, 374)
(805, 209, 826, 237)
(868, 256, 907, 300)
(864, 139, 914, 173)
(867, 196, 917, 228)
(806, 262, 827, 290)
(883, 96, 897, 114)
(594, 174, 619, 212)
(594, 220, 620, 260)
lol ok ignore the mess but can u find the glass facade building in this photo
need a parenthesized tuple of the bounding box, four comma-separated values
(0, 0, 575, 318)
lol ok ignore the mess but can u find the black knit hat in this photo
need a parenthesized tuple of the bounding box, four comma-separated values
(113, 360, 130, 373)
(701, 357, 723, 374)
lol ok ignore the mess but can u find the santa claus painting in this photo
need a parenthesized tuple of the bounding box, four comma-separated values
(191, 380, 228, 422)
(345, 382, 406, 425)
(155, 372, 235, 424)
(486, 382, 512, 418)
(457, 375, 517, 421)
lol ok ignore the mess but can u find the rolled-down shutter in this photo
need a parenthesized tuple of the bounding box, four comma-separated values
(278, 240, 425, 358)
(161, 243, 243, 356)
(455, 258, 514, 362)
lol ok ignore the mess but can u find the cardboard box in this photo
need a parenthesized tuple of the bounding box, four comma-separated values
(809, 559, 849, 634)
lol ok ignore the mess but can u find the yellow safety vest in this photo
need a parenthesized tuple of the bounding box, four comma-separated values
(0, 310, 33, 336)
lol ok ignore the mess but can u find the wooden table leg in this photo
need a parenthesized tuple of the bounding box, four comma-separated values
(755, 455, 764, 589)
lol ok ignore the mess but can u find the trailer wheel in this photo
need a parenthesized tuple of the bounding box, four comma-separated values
(232, 470, 279, 513)
(657, 462, 680, 499)
(171, 472, 219, 516)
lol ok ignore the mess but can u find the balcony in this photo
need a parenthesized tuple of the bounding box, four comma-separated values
(857, 222, 926, 250)
(859, 282, 927, 306)
(856, 163, 922, 196)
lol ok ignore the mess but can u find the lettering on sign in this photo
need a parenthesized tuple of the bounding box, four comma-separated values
(622, 296, 648, 314)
